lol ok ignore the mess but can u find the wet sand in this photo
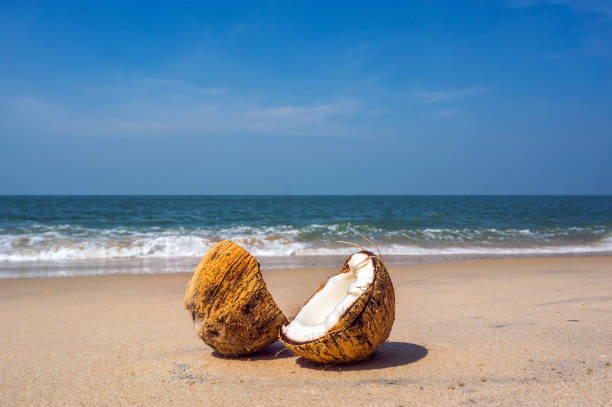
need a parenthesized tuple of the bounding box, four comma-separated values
(1, 256, 611, 406)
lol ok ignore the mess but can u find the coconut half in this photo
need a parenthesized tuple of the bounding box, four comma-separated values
(184, 240, 288, 356)
(280, 251, 395, 364)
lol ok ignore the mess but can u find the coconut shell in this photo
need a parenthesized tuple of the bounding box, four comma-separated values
(184, 240, 288, 356)
(280, 251, 395, 364)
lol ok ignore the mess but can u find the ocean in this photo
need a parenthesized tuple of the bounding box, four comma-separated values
(1, 195, 611, 278)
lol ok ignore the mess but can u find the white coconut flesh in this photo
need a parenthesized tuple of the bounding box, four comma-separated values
(282, 252, 374, 342)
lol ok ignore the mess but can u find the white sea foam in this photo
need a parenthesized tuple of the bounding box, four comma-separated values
(0, 225, 611, 264)
(2, 236, 612, 262)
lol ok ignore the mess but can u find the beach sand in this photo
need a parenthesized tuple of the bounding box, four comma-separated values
(1, 256, 610, 406)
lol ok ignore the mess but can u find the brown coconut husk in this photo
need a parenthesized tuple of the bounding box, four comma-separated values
(280, 251, 395, 364)
(184, 240, 288, 356)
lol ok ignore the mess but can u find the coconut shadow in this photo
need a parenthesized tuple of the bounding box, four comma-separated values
(211, 340, 294, 361)
(295, 342, 428, 371)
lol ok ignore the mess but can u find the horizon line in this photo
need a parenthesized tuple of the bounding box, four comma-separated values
(1, 193, 611, 197)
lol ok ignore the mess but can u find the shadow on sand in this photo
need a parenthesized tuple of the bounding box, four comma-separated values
(212, 341, 428, 370)
(211, 340, 294, 361)
(295, 341, 428, 371)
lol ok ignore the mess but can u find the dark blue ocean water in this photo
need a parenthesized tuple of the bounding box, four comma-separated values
(1, 195, 611, 276)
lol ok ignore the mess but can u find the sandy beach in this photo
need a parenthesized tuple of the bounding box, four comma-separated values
(1, 256, 610, 406)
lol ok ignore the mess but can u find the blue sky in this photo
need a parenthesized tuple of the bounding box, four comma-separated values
(1, 1, 611, 194)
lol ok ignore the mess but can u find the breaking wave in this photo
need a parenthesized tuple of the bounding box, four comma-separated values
(1, 223, 611, 263)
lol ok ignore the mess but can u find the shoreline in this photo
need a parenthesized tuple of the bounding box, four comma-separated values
(1, 256, 611, 405)
(2, 251, 612, 279)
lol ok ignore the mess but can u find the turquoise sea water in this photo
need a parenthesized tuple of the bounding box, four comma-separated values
(1, 195, 611, 277)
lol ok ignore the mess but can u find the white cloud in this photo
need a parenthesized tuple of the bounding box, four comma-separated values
(342, 42, 376, 67)
(506, 0, 612, 57)
(140, 78, 226, 95)
(507, 0, 612, 19)
(412, 86, 491, 104)
(427, 108, 460, 118)
(1, 82, 362, 138)
(343, 42, 374, 57)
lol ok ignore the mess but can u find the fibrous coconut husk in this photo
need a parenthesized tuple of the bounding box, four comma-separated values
(184, 240, 288, 356)
(280, 251, 395, 364)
